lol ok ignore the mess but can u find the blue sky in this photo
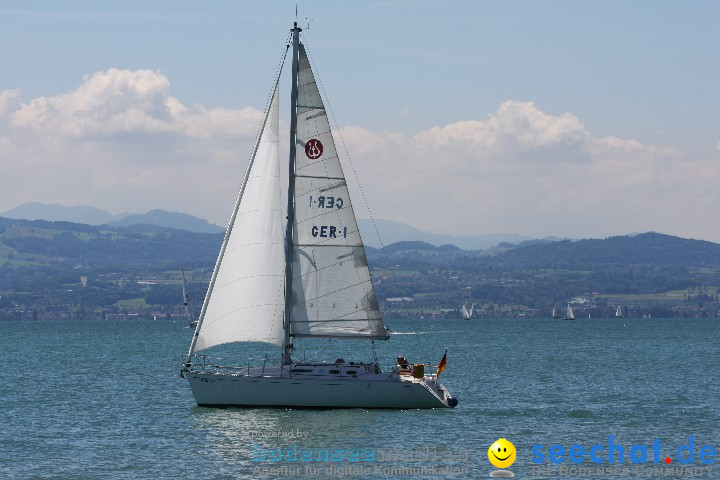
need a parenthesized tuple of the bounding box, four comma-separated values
(1, 1, 719, 241)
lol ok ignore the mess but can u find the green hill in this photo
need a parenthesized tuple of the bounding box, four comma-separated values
(1, 217, 718, 319)
(0, 217, 220, 268)
(367, 232, 720, 318)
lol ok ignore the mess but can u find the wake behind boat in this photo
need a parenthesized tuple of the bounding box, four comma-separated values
(180, 23, 457, 409)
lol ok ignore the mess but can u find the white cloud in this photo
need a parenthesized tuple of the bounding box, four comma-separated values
(0, 89, 22, 119)
(7, 68, 261, 139)
(417, 101, 588, 153)
(0, 68, 263, 220)
(339, 101, 720, 242)
(1, 71, 719, 243)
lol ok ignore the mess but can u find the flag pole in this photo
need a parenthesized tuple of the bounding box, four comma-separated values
(436, 348, 448, 379)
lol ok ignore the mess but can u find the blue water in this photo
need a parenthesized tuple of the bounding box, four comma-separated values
(1, 318, 718, 479)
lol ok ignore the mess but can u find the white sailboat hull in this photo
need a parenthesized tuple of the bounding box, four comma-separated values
(184, 366, 456, 409)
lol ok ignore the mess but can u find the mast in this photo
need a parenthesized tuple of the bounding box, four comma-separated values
(282, 22, 302, 365)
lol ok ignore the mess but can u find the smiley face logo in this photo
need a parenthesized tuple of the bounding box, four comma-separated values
(488, 438, 516, 469)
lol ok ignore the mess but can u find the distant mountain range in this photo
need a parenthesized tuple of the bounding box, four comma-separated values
(2, 203, 224, 234)
(356, 218, 564, 250)
(107, 210, 224, 234)
(2, 203, 551, 248)
(2, 203, 122, 225)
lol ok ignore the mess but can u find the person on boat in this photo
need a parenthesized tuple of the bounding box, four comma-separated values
(397, 355, 413, 375)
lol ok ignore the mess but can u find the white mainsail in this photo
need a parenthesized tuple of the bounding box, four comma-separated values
(193, 84, 285, 350)
(289, 44, 385, 339)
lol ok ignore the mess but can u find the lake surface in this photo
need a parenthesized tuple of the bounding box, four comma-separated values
(1, 318, 718, 479)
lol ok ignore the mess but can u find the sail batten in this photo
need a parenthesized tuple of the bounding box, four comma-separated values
(295, 175, 345, 181)
(293, 243, 362, 248)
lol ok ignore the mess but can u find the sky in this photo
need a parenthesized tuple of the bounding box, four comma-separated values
(1, 0, 719, 242)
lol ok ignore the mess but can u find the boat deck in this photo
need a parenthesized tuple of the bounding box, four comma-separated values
(184, 359, 441, 383)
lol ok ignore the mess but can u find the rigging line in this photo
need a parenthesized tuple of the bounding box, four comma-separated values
(301, 36, 411, 321)
(299, 338, 333, 363)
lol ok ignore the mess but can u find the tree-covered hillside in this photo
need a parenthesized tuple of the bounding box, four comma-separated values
(1, 217, 718, 319)
(366, 233, 720, 318)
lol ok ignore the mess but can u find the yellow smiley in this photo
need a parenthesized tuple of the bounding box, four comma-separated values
(488, 438, 516, 469)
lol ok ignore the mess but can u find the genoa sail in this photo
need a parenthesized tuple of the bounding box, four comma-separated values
(193, 84, 285, 351)
(289, 44, 386, 340)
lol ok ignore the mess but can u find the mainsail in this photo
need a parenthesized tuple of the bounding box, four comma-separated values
(289, 44, 386, 339)
(193, 84, 285, 350)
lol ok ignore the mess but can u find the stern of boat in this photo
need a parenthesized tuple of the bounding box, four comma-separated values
(417, 375, 459, 408)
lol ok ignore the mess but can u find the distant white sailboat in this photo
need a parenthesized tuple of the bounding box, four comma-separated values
(461, 303, 474, 320)
(181, 267, 197, 328)
(615, 306, 624, 318)
(180, 23, 457, 409)
(552, 307, 559, 319)
(563, 303, 575, 321)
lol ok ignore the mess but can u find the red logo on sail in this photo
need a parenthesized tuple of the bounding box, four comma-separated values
(305, 139, 323, 159)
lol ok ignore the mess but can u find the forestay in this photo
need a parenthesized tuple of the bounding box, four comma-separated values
(289, 44, 387, 340)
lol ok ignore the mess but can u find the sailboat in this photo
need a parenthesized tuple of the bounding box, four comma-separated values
(461, 303, 474, 320)
(563, 303, 575, 321)
(552, 307, 559, 319)
(181, 267, 197, 328)
(180, 23, 458, 409)
(615, 306, 624, 318)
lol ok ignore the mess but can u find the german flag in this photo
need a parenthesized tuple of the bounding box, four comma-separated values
(436, 349, 447, 378)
